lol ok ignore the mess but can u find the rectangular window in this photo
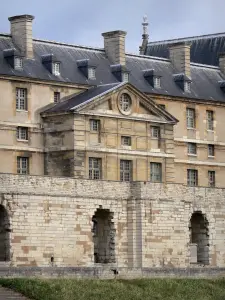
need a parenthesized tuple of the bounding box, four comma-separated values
(188, 142, 197, 155)
(120, 160, 132, 182)
(184, 81, 191, 92)
(121, 136, 131, 146)
(54, 92, 60, 103)
(52, 62, 60, 76)
(208, 144, 215, 157)
(151, 126, 160, 138)
(88, 68, 96, 79)
(207, 110, 214, 130)
(187, 169, 198, 186)
(14, 57, 23, 70)
(150, 162, 162, 182)
(16, 127, 28, 141)
(154, 77, 161, 88)
(122, 72, 129, 82)
(90, 119, 100, 131)
(17, 157, 29, 174)
(208, 171, 215, 187)
(16, 88, 27, 110)
(89, 158, 101, 180)
(186, 108, 195, 129)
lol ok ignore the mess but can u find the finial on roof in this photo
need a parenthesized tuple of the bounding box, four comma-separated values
(139, 15, 149, 55)
(142, 15, 149, 36)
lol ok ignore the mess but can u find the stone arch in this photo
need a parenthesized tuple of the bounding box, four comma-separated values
(92, 207, 116, 264)
(0, 205, 10, 261)
(189, 211, 209, 265)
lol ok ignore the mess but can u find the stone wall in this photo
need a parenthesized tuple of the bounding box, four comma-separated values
(0, 173, 224, 270)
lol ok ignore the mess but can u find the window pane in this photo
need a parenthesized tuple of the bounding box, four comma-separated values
(14, 57, 23, 70)
(187, 169, 198, 186)
(121, 136, 131, 146)
(90, 119, 100, 131)
(120, 160, 132, 181)
(151, 126, 160, 138)
(208, 171, 215, 187)
(186, 108, 195, 128)
(88, 68, 96, 79)
(54, 92, 60, 103)
(208, 144, 215, 157)
(119, 94, 131, 112)
(207, 110, 214, 130)
(150, 162, 162, 182)
(17, 127, 28, 140)
(188, 143, 197, 154)
(53, 63, 60, 76)
(17, 157, 29, 174)
(89, 158, 101, 179)
(16, 88, 27, 110)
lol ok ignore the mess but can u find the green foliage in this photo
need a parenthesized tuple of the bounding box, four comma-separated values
(0, 278, 225, 300)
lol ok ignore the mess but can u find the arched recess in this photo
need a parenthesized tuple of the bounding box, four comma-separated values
(0, 205, 10, 261)
(189, 211, 209, 265)
(92, 207, 116, 264)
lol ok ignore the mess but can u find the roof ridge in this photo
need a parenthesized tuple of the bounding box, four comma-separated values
(148, 32, 225, 46)
(33, 38, 104, 52)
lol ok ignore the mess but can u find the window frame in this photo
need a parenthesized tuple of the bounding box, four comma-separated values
(187, 142, 197, 155)
(16, 88, 27, 111)
(151, 126, 160, 139)
(208, 170, 215, 187)
(153, 76, 161, 89)
(14, 57, 23, 70)
(184, 81, 191, 92)
(206, 110, 214, 131)
(54, 91, 60, 103)
(187, 169, 198, 186)
(120, 160, 132, 182)
(17, 157, 29, 175)
(52, 62, 60, 76)
(89, 157, 101, 180)
(119, 93, 132, 112)
(121, 136, 131, 146)
(16, 127, 28, 141)
(88, 67, 96, 80)
(208, 144, 215, 157)
(90, 119, 100, 132)
(150, 162, 162, 183)
(122, 72, 129, 82)
(186, 108, 195, 129)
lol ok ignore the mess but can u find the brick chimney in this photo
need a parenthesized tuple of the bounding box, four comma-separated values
(102, 30, 127, 66)
(8, 14, 35, 59)
(219, 54, 225, 74)
(169, 42, 191, 78)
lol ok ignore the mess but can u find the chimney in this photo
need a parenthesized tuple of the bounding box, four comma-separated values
(219, 53, 225, 74)
(8, 14, 34, 59)
(102, 30, 127, 66)
(169, 42, 191, 78)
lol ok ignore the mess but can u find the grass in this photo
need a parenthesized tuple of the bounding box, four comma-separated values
(0, 278, 225, 300)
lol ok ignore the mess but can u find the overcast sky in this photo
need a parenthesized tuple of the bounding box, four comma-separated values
(1, 0, 225, 52)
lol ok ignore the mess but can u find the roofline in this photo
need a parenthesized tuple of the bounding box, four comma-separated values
(148, 32, 225, 46)
(70, 82, 125, 110)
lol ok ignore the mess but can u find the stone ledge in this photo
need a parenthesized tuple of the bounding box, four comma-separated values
(0, 267, 225, 279)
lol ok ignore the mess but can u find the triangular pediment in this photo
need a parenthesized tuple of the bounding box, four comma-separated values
(75, 83, 177, 124)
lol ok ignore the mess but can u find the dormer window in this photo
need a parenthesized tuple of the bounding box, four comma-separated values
(77, 59, 97, 80)
(153, 76, 161, 89)
(184, 81, 191, 93)
(88, 67, 96, 80)
(143, 69, 162, 88)
(122, 72, 129, 82)
(173, 73, 191, 93)
(14, 57, 23, 70)
(52, 62, 60, 76)
(111, 64, 130, 82)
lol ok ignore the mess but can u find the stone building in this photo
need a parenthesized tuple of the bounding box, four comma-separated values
(0, 14, 224, 275)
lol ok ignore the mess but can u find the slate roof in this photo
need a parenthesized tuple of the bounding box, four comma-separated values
(145, 32, 225, 66)
(0, 34, 225, 103)
(44, 82, 122, 113)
